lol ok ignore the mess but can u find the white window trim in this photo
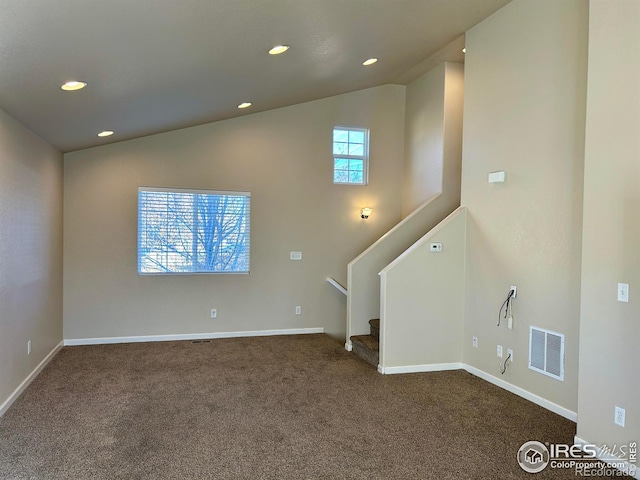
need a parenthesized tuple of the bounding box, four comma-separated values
(137, 186, 251, 275)
(332, 126, 369, 186)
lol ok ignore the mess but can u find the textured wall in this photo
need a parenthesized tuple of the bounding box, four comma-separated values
(0, 108, 63, 409)
(402, 62, 463, 217)
(63, 86, 405, 340)
(380, 208, 466, 369)
(461, 0, 588, 412)
(577, 0, 640, 452)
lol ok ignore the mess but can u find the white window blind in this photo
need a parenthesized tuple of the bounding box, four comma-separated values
(138, 187, 250, 274)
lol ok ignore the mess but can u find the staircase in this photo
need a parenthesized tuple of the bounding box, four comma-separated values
(350, 319, 380, 367)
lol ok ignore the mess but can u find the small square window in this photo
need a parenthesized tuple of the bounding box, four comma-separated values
(333, 126, 369, 185)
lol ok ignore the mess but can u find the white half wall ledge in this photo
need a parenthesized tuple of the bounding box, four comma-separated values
(574, 436, 640, 480)
(0, 341, 63, 417)
(64, 327, 325, 346)
(375, 361, 577, 422)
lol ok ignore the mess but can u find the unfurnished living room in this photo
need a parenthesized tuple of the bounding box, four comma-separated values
(0, 0, 638, 479)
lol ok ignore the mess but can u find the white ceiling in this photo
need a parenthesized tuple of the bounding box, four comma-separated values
(0, 0, 510, 152)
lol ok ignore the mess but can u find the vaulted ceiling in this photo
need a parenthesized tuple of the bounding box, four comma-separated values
(0, 0, 510, 152)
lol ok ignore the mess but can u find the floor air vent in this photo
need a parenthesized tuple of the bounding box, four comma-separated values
(529, 326, 564, 381)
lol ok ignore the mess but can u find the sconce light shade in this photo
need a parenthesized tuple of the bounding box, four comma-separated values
(361, 207, 372, 219)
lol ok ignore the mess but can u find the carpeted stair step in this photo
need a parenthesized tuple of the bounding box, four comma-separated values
(350, 334, 379, 367)
(368, 318, 380, 340)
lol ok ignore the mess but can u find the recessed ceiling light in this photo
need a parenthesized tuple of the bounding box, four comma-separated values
(238, 102, 252, 109)
(97, 130, 114, 137)
(462, 48, 466, 53)
(268, 45, 290, 55)
(61, 81, 87, 91)
(362, 58, 378, 66)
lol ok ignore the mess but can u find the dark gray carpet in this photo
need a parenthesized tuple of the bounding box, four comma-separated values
(0, 334, 618, 479)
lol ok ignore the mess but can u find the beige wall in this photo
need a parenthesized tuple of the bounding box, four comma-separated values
(0, 108, 63, 409)
(380, 208, 466, 369)
(577, 0, 639, 449)
(63, 86, 405, 341)
(461, 0, 588, 412)
(402, 62, 463, 217)
(347, 63, 463, 342)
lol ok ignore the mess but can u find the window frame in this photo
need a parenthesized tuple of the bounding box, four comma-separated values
(332, 126, 370, 186)
(137, 186, 251, 275)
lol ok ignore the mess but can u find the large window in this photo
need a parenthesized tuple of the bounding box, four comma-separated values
(333, 126, 369, 185)
(138, 187, 250, 274)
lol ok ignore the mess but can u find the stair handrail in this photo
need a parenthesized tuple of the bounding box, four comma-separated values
(326, 277, 347, 296)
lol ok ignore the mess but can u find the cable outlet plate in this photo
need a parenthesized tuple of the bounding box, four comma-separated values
(472, 336, 478, 348)
(210, 309, 217, 319)
(295, 306, 301, 315)
(510, 285, 517, 298)
(430, 243, 443, 253)
(507, 349, 513, 363)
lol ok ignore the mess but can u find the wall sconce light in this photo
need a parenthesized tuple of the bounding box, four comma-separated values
(360, 207, 372, 219)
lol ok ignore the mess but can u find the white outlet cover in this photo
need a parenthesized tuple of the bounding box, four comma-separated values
(497, 345, 503, 358)
(507, 349, 513, 362)
(614, 406, 625, 427)
(488, 171, 506, 183)
(210, 309, 217, 318)
(290, 251, 302, 260)
(617, 283, 629, 303)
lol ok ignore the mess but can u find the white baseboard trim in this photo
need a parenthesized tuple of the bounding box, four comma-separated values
(373, 360, 576, 421)
(0, 341, 63, 417)
(64, 327, 325, 346)
(574, 436, 639, 479)
(378, 362, 464, 375)
(464, 365, 577, 421)
(64, 327, 324, 346)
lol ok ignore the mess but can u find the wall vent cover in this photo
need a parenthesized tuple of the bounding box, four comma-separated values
(529, 326, 564, 381)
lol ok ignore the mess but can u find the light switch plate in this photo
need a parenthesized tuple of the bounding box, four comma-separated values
(618, 283, 629, 303)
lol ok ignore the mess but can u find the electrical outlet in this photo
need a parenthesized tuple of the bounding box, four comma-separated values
(507, 316, 513, 330)
(210, 309, 217, 319)
(472, 336, 478, 348)
(290, 251, 302, 261)
(507, 349, 513, 362)
(510, 285, 517, 298)
(618, 283, 629, 303)
(295, 306, 302, 315)
(27, 340, 31, 355)
(497, 345, 503, 358)
(614, 406, 625, 427)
